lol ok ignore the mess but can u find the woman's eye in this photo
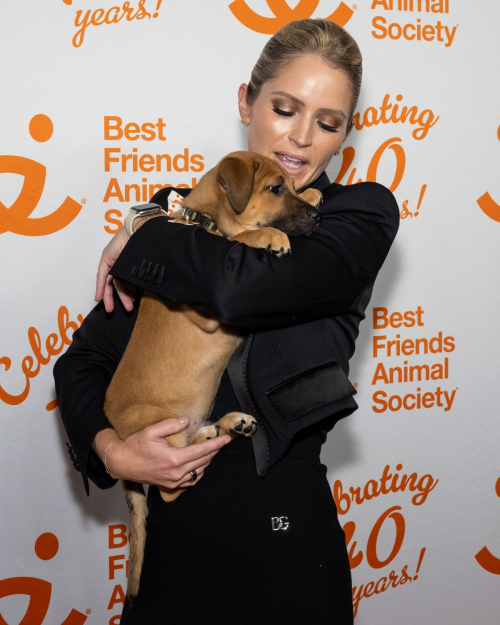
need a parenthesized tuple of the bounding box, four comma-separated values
(273, 106, 294, 117)
(268, 185, 283, 195)
(318, 121, 338, 133)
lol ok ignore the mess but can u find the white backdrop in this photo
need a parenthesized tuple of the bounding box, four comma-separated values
(1, 1, 499, 623)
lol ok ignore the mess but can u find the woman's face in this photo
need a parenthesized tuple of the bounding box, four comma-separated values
(238, 54, 352, 191)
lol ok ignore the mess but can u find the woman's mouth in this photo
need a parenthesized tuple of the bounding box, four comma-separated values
(274, 152, 309, 174)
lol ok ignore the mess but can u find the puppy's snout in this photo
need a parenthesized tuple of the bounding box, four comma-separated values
(308, 208, 321, 222)
(264, 195, 322, 236)
(307, 208, 322, 234)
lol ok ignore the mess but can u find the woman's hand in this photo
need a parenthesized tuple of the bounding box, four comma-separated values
(95, 226, 135, 313)
(94, 418, 231, 489)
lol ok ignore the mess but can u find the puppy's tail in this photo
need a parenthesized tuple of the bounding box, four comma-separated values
(124, 480, 148, 600)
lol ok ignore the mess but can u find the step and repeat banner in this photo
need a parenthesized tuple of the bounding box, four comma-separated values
(1, 1, 499, 623)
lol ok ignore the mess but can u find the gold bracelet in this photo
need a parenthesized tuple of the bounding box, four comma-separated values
(133, 211, 168, 234)
(103, 439, 124, 475)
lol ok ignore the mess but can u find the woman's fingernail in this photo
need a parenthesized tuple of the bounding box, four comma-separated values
(178, 416, 189, 425)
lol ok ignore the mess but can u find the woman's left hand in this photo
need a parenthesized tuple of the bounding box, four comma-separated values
(95, 226, 135, 313)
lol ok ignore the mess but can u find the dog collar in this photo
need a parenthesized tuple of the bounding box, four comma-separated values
(181, 206, 228, 238)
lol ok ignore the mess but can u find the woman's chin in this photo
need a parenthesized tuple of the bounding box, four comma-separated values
(292, 173, 311, 191)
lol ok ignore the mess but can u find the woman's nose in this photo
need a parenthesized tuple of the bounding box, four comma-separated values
(289, 117, 313, 148)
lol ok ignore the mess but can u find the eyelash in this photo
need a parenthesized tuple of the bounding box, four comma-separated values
(318, 121, 338, 134)
(272, 106, 339, 134)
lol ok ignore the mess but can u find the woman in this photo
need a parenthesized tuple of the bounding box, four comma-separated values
(54, 18, 399, 624)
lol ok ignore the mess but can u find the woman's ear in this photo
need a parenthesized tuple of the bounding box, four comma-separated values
(238, 83, 251, 125)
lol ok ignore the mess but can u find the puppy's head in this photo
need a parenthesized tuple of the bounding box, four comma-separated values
(212, 151, 322, 237)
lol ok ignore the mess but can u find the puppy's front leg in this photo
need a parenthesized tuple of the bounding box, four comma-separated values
(229, 227, 291, 257)
(298, 188, 322, 207)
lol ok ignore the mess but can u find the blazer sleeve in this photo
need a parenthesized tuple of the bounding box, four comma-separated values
(111, 181, 400, 331)
(53, 293, 138, 495)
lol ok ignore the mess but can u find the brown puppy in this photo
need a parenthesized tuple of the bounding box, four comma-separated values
(104, 151, 322, 598)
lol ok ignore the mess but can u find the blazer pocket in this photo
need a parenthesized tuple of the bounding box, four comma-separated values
(264, 362, 357, 422)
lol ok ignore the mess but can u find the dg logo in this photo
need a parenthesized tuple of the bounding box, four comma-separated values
(229, 0, 354, 34)
(271, 516, 290, 531)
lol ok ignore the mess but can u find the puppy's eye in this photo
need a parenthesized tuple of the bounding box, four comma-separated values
(268, 185, 283, 195)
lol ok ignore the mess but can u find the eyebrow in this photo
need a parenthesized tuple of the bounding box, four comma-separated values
(270, 91, 347, 120)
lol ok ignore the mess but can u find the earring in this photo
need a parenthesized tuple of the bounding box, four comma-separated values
(241, 120, 249, 127)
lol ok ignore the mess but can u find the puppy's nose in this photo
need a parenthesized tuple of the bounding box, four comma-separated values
(308, 208, 321, 222)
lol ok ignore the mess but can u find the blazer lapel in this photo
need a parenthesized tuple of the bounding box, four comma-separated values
(226, 335, 271, 476)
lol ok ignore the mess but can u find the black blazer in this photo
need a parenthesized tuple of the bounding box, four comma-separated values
(54, 172, 399, 493)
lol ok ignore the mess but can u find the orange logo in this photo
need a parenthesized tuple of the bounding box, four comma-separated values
(0, 115, 83, 236)
(228, 0, 354, 34)
(370, 306, 458, 414)
(475, 477, 500, 575)
(477, 125, 500, 223)
(0, 533, 89, 624)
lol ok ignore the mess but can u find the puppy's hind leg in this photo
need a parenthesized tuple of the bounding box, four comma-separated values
(123, 480, 148, 599)
(115, 406, 192, 566)
(160, 413, 258, 503)
(190, 412, 258, 444)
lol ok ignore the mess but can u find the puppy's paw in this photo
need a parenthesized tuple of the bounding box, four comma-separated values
(256, 228, 291, 257)
(230, 228, 291, 257)
(298, 188, 323, 207)
(218, 412, 258, 438)
(229, 417, 258, 438)
(266, 244, 291, 258)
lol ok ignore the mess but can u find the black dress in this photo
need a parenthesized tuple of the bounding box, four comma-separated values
(120, 370, 353, 625)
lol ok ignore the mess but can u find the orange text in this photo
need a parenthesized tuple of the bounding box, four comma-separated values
(0, 306, 83, 405)
(72, 0, 159, 48)
(334, 463, 438, 515)
(352, 562, 417, 617)
(104, 148, 204, 173)
(372, 386, 457, 412)
(372, 332, 455, 358)
(104, 116, 166, 142)
(373, 306, 425, 329)
(353, 94, 439, 140)
(103, 177, 198, 203)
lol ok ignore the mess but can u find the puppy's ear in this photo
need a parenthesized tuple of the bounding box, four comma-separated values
(217, 156, 259, 214)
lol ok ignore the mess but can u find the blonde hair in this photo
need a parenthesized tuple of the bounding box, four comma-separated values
(246, 19, 362, 134)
